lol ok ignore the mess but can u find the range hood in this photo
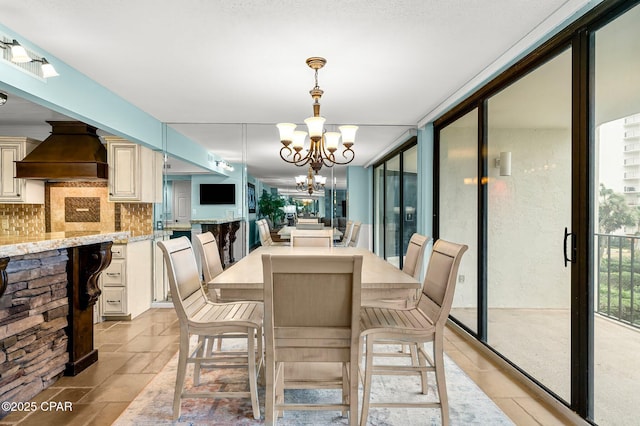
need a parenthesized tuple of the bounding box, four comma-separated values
(15, 121, 108, 180)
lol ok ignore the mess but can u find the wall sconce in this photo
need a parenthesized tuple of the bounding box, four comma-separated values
(495, 151, 512, 176)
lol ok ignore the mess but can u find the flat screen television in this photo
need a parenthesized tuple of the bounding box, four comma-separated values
(199, 183, 236, 205)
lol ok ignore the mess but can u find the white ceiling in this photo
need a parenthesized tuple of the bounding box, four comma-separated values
(0, 0, 588, 191)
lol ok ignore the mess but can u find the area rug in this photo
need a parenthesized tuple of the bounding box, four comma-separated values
(114, 338, 513, 425)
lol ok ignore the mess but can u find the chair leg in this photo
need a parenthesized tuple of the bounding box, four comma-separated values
(247, 327, 260, 419)
(341, 362, 349, 417)
(265, 351, 275, 425)
(173, 332, 190, 420)
(434, 336, 449, 426)
(193, 335, 206, 386)
(360, 337, 375, 426)
(414, 342, 429, 394)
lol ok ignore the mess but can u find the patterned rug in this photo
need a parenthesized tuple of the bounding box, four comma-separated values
(114, 338, 513, 425)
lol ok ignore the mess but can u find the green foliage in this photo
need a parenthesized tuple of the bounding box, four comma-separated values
(258, 191, 285, 224)
(599, 184, 637, 234)
(598, 237, 640, 326)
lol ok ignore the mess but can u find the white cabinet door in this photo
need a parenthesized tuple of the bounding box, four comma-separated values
(0, 138, 44, 203)
(0, 144, 21, 199)
(109, 142, 140, 200)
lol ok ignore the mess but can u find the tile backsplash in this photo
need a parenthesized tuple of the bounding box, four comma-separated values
(0, 204, 45, 236)
(0, 182, 154, 237)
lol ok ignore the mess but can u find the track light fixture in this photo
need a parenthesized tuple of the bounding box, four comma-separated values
(0, 38, 59, 78)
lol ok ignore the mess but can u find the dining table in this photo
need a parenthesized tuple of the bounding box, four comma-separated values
(209, 245, 420, 305)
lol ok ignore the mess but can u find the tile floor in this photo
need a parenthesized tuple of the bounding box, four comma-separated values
(0, 308, 575, 425)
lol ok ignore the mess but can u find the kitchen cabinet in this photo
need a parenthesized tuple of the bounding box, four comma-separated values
(0, 137, 45, 204)
(100, 240, 152, 320)
(104, 136, 163, 203)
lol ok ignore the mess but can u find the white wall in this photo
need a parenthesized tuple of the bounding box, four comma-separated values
(487, 128, 571, 308)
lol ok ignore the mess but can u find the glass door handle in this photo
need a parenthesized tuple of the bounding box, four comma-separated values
(564, 227, 576, 267)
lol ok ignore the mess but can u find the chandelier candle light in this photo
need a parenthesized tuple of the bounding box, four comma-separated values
(277, 57, 358, 174)
(296, 165, 327, 195)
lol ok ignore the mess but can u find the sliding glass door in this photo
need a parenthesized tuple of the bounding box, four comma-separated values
(373, 139, 418, 269)
(486, 48, 572, 401)
(593, 4, 640, 423)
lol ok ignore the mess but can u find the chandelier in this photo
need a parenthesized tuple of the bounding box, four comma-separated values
(277, 57, 358, 174)
(295, 165, 326, 195)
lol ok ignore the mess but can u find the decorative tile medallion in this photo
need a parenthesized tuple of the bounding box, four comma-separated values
(64, 197, 101, 222)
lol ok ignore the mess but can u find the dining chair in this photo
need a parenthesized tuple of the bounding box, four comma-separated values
(348, 221, 362, 247)
(193, 231, 254, 356)
(157, 237, 264, 420)
(259, 219, 287, 246)
(335, 220, 354, 247)
(262, 253, 363, 425)
(290, 231, 332, 247)
(359, 239, 468, 426)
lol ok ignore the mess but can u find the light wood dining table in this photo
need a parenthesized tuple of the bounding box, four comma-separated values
(209, 245, 420, 305)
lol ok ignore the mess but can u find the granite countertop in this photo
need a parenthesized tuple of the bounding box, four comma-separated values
(163, 223, 192, 231)
(0, 231, 131, 257)
(112, 230, 173, 244)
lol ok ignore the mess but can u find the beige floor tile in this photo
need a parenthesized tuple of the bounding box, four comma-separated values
(83, 402, 130, 426)
(465, 369, 532, 398)
(54, 352, 133, 388)
(49, 387, 93, 403)
(514, 397, 574, 426)
(115, 334, 178, 353)
(492, 397, 541, 426)
(79, 373, 155, 403)
(9, 402, 104, 426)
(141, 343, 180, 373)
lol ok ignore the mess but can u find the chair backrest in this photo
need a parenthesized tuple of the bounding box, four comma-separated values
(290, 230, 332, 247)
(341, 220, 354, 245)
(418, 239, 468, 328)
(157, 237, 208, 324)
(193, 232, 223, 283)
(402, 233, 430, 280)
(257, 219, 272, 246)
(348, 222, 362, 247)
(262, 254, 363, 361)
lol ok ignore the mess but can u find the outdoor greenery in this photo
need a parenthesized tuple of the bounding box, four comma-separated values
(597, 185, 640, 327)
(598, 184, 638, 234)
(598, 238, 640, 327)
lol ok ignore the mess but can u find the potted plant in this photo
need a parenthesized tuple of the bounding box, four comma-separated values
(258, 191, 285, 226)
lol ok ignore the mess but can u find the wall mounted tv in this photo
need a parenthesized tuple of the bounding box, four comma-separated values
(199, 184, 236, 205)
